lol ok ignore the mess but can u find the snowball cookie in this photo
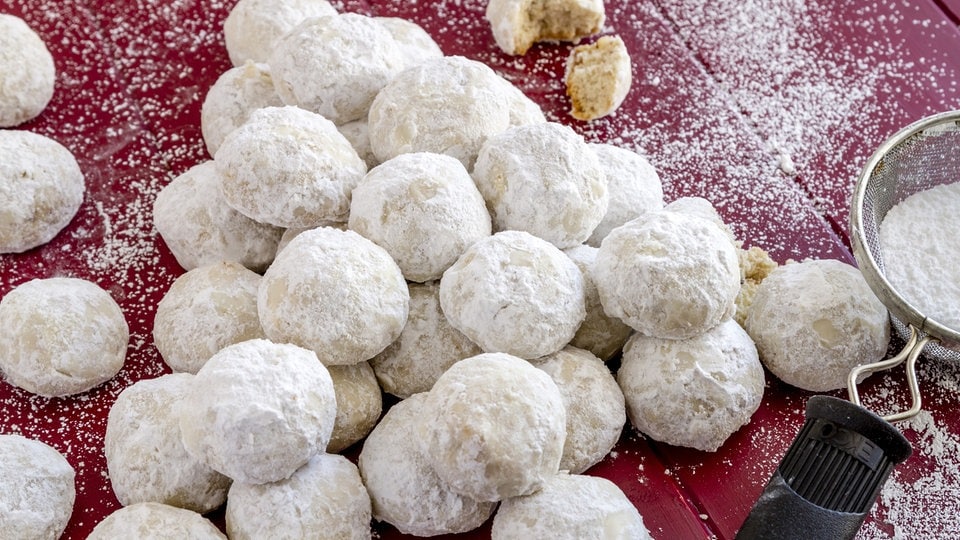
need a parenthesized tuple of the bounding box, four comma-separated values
(0, 277, 127, 397)
(87, 502, 225, 540)
(0, 130, 84, 253)
(154, 262, 265, 374)
(745, 258, 890, 392)
(473, 122, 608, 249)
(215, 105, 367, 227)
(440, 230, 585, 359)
(105, 374, 231, 513)
(259, 227, 409, 365)
(491, 473, 651, 540)
(223, 0, 337, 66)
(370, 281, 482, 398)
(423, 352, 567, 501)
(200, 61, 284, 157)
(359, 393, 496, 536)
(375, 17, 443, 69)
(326, 362, 382, 453)
(566, 35, 632, 121)
(593, 210, 741, 340)
(0, 434, 75, 540)
(269, 13, 406, 125)
(338, 119, 379, 170)
(585, 143, 663, 247)
(226, 453, 370, 540)
(348, 152, 492, 282)
(368, 56, 517, 168)
(486, 0, 605, 56)
(178, 339, 337, 484)
(0, 15, 55, 127)
(617, 319, 764, 451)
(153, 161, 283, 273)
(529, 346, 625, 474)
(564, 244, 632, 361)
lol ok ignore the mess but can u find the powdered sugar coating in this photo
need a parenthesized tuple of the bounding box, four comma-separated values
(618, 319, 764, 452)
(585, 143, 663, 247)
(529, 346, 625, 474)
(200, 61, 284, 157)
(326, 362, 382, 453)
(258, 227, 409, 366)
(564, 244, 632, 361)
(439, 230, 586, 359)
(745, 258, 890, 392)
(370, 281, 482, 399)
(491, 473, 650, 540)
(0, 15, 55, 127)
(225, 453, 370, 540)
(88, 503, 225, 540)
(269, 13, 406, 125)
(485, 0, 605, 56)
(178, 339, 337, 484)
(153, 161, 282, 273)
(0, 130, 84, 254)
(593, 210, 741, 339)
(0, 277, 127, 397)
(223, 0, 337, 66)
(0, 434, 75, 540)
(338, 119, 379, 170)
(153, 262, 265, 374)
(473, 122, 608, 249)
(215, 106, 367, 227)
(374, 17, 444, 69)
(565, 35, 632, 121)
(423, 352, 566, 502)
(348, 152, 492, 282)
(105, 374, 230, 513)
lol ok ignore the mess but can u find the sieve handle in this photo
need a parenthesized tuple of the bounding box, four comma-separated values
(735, 396, 911, 540)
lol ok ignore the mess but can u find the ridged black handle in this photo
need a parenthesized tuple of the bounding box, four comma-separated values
(736, 396, 912, 540)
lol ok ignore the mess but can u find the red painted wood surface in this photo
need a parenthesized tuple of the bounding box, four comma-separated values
(0, 1, 959, 539)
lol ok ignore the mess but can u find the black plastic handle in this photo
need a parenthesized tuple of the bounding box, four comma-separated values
(736, 395, 912, 540)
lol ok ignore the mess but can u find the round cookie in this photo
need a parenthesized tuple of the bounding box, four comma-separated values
(259, 227, 408, 366)
(370, 281, 482, 399)
(564, 245, 633, 361)
(485, 0, 605, 56)
(0, 130, 84, 254)
(585, 143, 663, 247)
(200, 61, 284, 157)
(359, 393, 496, 536)
(0, 277, 127, 397)
(593, 209, 741, 339)
(223, 0, 337, 66)
(348, 152, 492, 282)
(215, 105, 367, 227)
(153, 161, 283, 273)
(269, 13, 406, 125)
(226, 453, 370, 540)
(105, 373, 231, 513)
(745, 258, 890, 392)
(178, 339, 337, 484)
(491, 473, 651, 540)
(439, 230, 585, 359)
(88, 502, 225, 540)
(472, 122, 608, 249)
(374, 16, 443, 69)
(618, 319, 765, 451)
(423, 352, 566, 501)
(326, 362, 382, 453)
(0, 14, 55, 127)
(0, 434, 75, 540)
(529, 346, 625, 474)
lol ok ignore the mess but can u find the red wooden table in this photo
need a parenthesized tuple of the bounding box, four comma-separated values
(1, 1, 959, 538)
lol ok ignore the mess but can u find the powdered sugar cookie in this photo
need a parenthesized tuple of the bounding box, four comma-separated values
(439, 230, 585, 359)
(226, 453, 370, 540)
(259, 227, 408, 365)
(178, 339, 337, 484)
(326, 362, 382, 453)
(375, 16, 443, 69)
(223, 0, 337, 66)
(665, 196, 737, 246)
(105, 374, 230, 513)
(618, 319, 764, 451)
(88, 503, 225, 540)
(564, 245, 632, 361)
(0, 130, 84, 254)
(585, 143, 663, 247)
(566, 35, 632, 121)
(348, 152, 492, 282)
(0, 15, 55, 127)
(359, 393, 495, 536)
(472, 122, 608, 249)
(0, 434, 75, 540)
(485, 0, 605, 56)
(423, 352, 566, 501)
(0, 277, 127, 397)
(200, 61, 283, 157)
(215, 106, 366, 227)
